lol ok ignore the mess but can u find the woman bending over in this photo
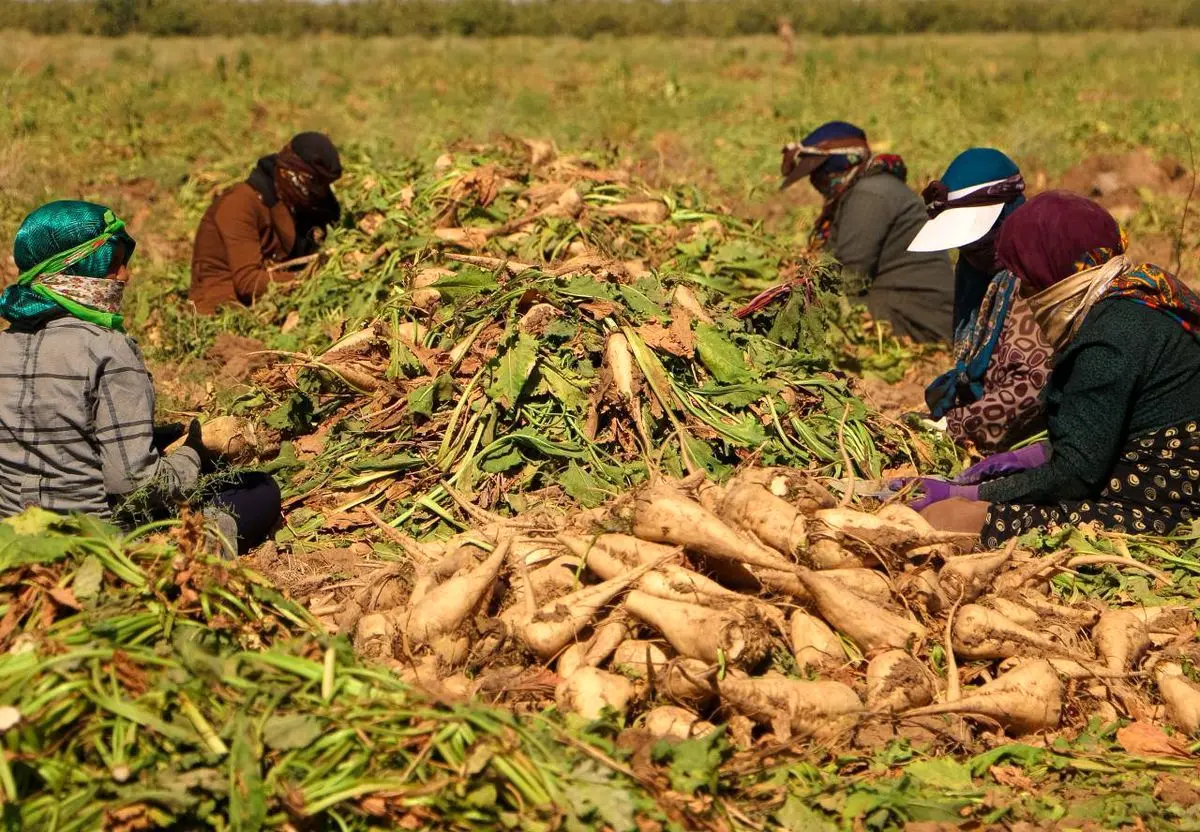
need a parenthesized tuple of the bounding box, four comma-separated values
(0, 201, 280, 555)
(909, 191, 1200, 545)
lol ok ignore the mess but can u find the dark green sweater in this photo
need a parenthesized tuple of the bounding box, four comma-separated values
(980, 299, 1200, 504)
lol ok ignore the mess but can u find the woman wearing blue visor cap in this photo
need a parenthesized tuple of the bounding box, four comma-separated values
(910, 148, 1053, 453)
(776, 121, 955, 343)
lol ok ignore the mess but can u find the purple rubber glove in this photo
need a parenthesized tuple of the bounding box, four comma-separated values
(890, 478, 980, 512)
(955, 442, 1049, 485)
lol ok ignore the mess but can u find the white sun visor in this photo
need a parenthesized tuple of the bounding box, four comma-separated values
(907, 179, 1009, 253)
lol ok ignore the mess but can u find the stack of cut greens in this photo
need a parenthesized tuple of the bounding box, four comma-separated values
(135, 142, 955, 540)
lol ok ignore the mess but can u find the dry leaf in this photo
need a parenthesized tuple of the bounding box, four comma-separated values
(578, 299, 622, 320)
(523, 137, 558, 167)
(988, 764, 1034, 790)
(1117, 720, 1192, 759)
(637, 322, 693, 359)
(47, 586, 82, 610)
(600, 200, 669, 224)
(433, 227, 490, 250)
(357, 210, 385, 235)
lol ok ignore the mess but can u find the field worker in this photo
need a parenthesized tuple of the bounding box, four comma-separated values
(190, 131, 342, 314)
(780, 121, 955, 342)
(903, 192, 1200, 545)
(0, 201, 281, 556)
(910, 148, 1052, 452)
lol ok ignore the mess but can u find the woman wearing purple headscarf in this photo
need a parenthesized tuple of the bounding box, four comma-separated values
(907, 191, 1200, 543)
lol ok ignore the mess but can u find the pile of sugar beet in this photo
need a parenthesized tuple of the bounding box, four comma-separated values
(337, 467, 1200, 748)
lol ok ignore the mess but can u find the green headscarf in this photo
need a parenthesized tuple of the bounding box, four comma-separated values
(0, 200, 136, 330)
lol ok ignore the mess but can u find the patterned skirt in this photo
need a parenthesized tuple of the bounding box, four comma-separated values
(982, 417, 1200, 548)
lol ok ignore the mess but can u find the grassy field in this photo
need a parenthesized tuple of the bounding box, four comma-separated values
(4, 32, 1200, 830)
(2, 31, 1199, 290)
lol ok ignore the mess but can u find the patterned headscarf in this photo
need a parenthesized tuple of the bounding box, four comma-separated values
(808, 153, 907, 250)
(781, 122, 908, 251)
(274, 132, 342, 210)
(998, 191, 1200, 350)
(925, 270, 1021, 418)
(0, 201, 135, 330)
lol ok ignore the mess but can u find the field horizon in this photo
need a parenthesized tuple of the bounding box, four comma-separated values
(3, 31, 1198, 286)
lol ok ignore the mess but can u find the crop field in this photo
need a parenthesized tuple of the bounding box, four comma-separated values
(3, 30, 1200, 831)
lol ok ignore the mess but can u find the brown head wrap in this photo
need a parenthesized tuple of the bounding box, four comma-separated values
(274, 132, 342, 210)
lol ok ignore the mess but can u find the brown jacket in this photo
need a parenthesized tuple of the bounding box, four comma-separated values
(189, 183, 299, 315)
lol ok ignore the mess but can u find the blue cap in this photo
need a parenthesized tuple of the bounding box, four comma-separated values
(941, 147, 1021, 192)
(908, 148, 1025, 252)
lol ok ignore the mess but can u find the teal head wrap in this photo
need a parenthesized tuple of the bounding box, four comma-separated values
(1, 201, 136, 330)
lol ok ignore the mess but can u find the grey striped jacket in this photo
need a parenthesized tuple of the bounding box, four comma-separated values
(0, 316, 200, 518)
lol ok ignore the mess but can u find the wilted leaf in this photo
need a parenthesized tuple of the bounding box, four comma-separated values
(229, 716, 266, 831)
(969, 744, 1047, 776)
(72, 555, 105, 604)
(430, 267, 498, 301)
(264, 392, 315, 434)
(477, 443, 524, 474)
(563, 760, 637, 832)
(537, 361, 588, 412)
(560, 462, 610, 508)
(487, 333, 540, 410)
(408, 374, 453, 421)
(263, 714, 325, 751)
(559, 275, 617, 301)
(618, 284, 665, 318)
(775, 796, 837, 832)
(906, 758, 974, 791)
(5, 507, 59, 536)
(694, 324, 752, 384)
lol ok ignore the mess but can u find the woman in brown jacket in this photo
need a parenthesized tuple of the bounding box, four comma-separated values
(189, 132, 342, 314)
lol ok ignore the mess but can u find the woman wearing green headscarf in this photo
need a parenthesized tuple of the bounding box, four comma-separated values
(0, 201, 280, 555)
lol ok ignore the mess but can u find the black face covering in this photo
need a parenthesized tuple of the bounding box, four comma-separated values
(960, 235, 998, 274)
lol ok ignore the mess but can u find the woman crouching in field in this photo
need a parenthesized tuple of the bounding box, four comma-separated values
(780, 121, 955, 343)
(909, 148, 1052, 454)
(189, 132, 342, 315)
(906, 191, 1200, 545)
(0, 200, 280, 555)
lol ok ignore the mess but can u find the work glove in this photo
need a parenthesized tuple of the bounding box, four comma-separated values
(180, 419, 217, 473)
(891, 478, 980, 512)
(152, 422, 186, 453)
(954, 442, 1049, 485)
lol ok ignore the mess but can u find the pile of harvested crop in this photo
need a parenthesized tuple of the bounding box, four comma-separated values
(0, 508, 721, 829)
(333, 466, 1200, 749)
(143, 141, 953, 544)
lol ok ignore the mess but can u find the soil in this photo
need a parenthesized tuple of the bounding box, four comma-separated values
(1052, 150, 1195, 272)
(207, 333, 270, 382)
(852, 355, 945, 423)
(245, 539, 391, 612)
(1055, 149, 1191, 215)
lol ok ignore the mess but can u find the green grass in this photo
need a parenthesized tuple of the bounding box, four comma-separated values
(2, 32, 1199, 294)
